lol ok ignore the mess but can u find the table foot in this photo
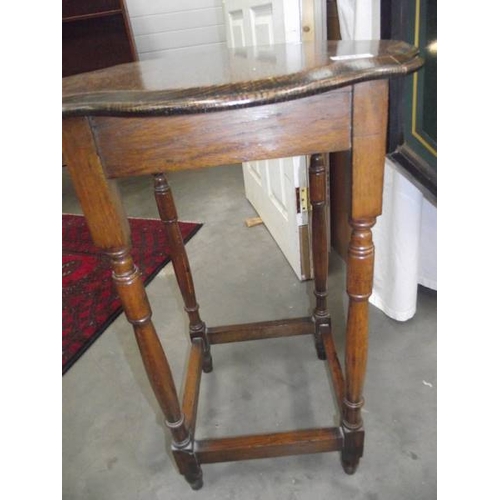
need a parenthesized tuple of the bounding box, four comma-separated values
(341, 457, 359, 475)
(173, 442, 204, 491)
(202, 351, 213, 373)
(185, 471, 203, 490)
(341, 425, 364, 476)
(314, 340, 327, 360)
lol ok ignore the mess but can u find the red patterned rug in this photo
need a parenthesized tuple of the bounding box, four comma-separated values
(62, 214, 202, 374)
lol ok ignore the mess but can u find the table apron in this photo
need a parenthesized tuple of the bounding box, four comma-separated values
(89, 88, 352, 178)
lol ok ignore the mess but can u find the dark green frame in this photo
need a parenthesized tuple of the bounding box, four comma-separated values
(381, 0, 437, 202)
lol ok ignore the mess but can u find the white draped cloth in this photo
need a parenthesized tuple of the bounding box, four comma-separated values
(337, 0, 437, 321)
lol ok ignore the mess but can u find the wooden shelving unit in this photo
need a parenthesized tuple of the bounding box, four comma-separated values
(62, 0, 137, 77)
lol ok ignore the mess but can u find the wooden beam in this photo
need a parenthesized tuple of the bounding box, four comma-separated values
(321, 330, 345, 412)
(196, 427, 343, 464)
(181, 339, 204, 434)
(245, 216, 263, 228)
(207, 317, 315, 345)
(91, 91, 351, 177)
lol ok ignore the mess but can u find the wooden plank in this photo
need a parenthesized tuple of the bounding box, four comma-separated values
(207, 317, 315, 345)
(245, 216, 263, 228)
(330, 150, 351, 263)
(92, 91, 351, 177)
(62, 0, 121, 19)
(62, 10, 122, 23)
(351, 80, 389, 219)
(181, 340, 204, 434)
(62, 117, 130, 250)
(196, 427, 343, 464)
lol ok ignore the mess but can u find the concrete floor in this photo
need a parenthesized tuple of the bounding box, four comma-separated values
(62, 165, 436, 500)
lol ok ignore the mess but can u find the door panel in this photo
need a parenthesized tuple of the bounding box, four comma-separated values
(243, 156, 303, 277)
(223, 0, 313, 280)
(250, 4, 274, 45)
(227, 9, 245, 47)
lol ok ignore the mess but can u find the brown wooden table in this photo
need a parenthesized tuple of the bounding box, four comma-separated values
(62, 40, 423, 490)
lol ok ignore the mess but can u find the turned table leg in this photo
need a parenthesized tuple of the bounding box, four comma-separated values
(153, 173, 213, 373)
(109, 247, 203, 489)
(309, 153, 329, 360)
(339, 80, 388, 473)
(341, 218, 374, 473)
(340, 80, 388, 474)
(63, 117, 203, 489)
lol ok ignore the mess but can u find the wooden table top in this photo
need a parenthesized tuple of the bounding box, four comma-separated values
(62, 40, 423, 118)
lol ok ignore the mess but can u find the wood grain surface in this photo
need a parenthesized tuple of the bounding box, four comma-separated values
(91, 89, 351, 176)
(62, 40, 422, 117)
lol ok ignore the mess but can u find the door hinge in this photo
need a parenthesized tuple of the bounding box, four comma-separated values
(296, 187, 310, 213)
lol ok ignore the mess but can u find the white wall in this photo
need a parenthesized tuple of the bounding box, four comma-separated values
(126, 0, 227, 60)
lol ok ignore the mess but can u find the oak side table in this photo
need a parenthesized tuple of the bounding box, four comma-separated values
(62, 40, 423, 490)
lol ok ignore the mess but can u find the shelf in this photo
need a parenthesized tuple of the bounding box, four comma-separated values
(62, 0, 138, 77)
(63, 9, 122, 23)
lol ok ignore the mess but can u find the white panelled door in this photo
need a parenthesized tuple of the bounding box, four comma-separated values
(223, 0, 313, 280)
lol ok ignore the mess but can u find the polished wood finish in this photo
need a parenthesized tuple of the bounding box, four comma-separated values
(341, 80, 389, 474)
(171, 445, 203, 491)
(309, 153, 329, 360)
(62, 40, 420, 117)
(321, 328, 345, 412)
(62, 40, 423, 490)
(89, 92, 350, 176)
(181, 340, 204, 436)
(351, 81, 388, 218)
(196, 428, 343, 464)
(153, 173, 212, 372)
(62, 117, 129, 248)
(207, 317, 314, 344)
(330, 150, 352, 262)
